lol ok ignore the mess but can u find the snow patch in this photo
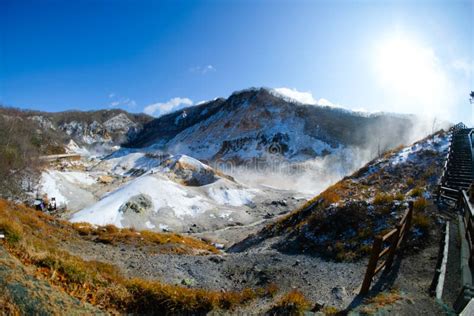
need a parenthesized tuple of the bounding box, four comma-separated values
(70, 174, 211, 227)
(145, 221, 156, 229)
(208, 186, 255, 206)
(39, 171, 68, 206)
(60, 171, 96, 186)
(390, 133, 449, 166)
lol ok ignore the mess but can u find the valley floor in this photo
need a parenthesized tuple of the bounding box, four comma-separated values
(3, 130, 455, 314)
(0, 201, 450, 315)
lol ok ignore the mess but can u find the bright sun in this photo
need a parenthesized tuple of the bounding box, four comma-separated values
(374, 35, 445, 107)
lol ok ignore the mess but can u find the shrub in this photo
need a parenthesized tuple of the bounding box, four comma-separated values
(36, 254, 89, 284)
(71, 222, 94, 235)
(410, 187, 423, 197)
(265, 283, 279, 298)
(423, 166, 437, 180)
(394, 192, 405, 201)
(412, 213, 431, 233)
(268, 290, 312, 315)
(361, 289, 402, 314)
(413, 197, 428, 212)
(320, 190, 341, 206)
(322, 306, 341, 315)
(373, 193, 393, 205)
(0, 218, 22, 243)
(336, 250, 357, 262)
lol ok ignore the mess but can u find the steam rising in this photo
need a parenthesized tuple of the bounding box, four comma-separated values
(211, 117, 450, 196)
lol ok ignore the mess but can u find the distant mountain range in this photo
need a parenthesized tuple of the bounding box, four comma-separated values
(125, 88, 419, 163)
(1, 87, 425, 163)
(0, 107, 152, 153)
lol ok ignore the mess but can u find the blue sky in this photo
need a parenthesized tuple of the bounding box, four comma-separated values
(0, 0, 472, 123)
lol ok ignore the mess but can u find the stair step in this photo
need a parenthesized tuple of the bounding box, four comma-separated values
(445, 175, 472, 179)
(447, 173, 473, 176)
(446, 180, 472, 185)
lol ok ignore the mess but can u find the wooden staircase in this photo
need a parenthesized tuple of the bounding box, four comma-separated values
(438, 123, 474, 203)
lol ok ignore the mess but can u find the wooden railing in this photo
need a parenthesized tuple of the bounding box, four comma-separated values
(454, 190, 474, 313)
(359, 201, 414, 295)
(437, 129, 454, 202)
(437, 125, 473, 203)
(460, 190, 474, 266)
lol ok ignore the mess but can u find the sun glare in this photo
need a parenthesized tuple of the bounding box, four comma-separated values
(374, 35, 446, 109)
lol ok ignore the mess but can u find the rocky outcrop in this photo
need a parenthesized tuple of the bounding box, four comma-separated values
(0, 107, 153, 150)
(119, 194, 154, 214)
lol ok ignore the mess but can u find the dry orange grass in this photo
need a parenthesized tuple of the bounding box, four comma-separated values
(71, 222, 218, 254)
(268, 289, 312, 315)
(360, 290, 402, 314)
(0, 200, 274, 314)
(0, 286, 20, 315)
(373, 192, 394, 205)
(267, 180, 361, 234)
(0, 199, 218, 255)
(413, 197, 428, 211)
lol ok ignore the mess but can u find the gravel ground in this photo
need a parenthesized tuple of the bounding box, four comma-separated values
(61, 221, 450, 314)
(63, 237, 366, 310)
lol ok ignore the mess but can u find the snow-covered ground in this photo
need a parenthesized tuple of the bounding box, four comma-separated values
(70, 172, 257, 230)
(35, 151, 262, 232)
(390, 133, 449, 166)
(39, 170, 98, 210)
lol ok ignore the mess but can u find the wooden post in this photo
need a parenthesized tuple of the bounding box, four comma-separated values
(406, 201, 413, 236)
(360, 236, 383, 295)
(385, 224, 401, 271)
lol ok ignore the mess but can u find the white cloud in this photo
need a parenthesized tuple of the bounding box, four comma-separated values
(317, 98, 334, 107)
(272, 87, 317, 105)
(190, 64, 216, 74)
(108, 95, 137, 109)
(144, 97, 193, 117)
(273, 87, 348, 109)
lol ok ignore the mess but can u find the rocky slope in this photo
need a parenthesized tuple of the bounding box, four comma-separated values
(1, 129, 452, 315)
(230, 130, 450, 260)
(0, 107, 152, 150)
(126, 88, 420, 164)
(63, 152, 300, 235)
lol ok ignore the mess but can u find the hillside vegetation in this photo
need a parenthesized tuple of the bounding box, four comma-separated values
(232, 130, 448, 261)
(0, 112, 59, 198)
(0, 200, 280, 314)
(0, 106, 152, 200)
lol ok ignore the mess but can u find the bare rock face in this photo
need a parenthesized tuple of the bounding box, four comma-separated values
(119, 194, 153, 215)
(15, 109, 153, 148)
(161, 155, 221, 186)
(103, 113, 137, 133)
